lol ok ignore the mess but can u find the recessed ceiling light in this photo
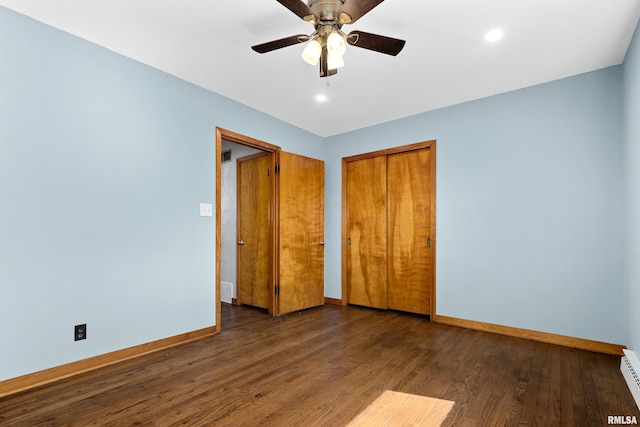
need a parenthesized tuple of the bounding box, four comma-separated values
(485, 28, 504, 42)
(315, 94, 328, 103)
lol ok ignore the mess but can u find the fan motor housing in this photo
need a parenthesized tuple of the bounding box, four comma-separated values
(308, 0, 346, 22)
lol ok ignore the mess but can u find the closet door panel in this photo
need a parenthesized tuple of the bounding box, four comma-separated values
(387, 148, 432, 315)
(346, 156, 388, 309)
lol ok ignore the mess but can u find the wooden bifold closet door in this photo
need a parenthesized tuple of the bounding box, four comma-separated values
(345, 142, 435, 316)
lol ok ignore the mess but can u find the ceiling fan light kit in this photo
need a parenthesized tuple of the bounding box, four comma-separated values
(327, 51, 345, 69)
(302, 39, 322, 65)
(327, 31, 347, 55)
(252, 0, 406, 77)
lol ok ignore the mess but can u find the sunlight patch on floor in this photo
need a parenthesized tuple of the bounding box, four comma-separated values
(346, 390, 455, 427)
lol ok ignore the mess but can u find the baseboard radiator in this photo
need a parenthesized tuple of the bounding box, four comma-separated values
(621, 349, 640, 410)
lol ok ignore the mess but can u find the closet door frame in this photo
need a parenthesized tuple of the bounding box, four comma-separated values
(341, 140, 437, 319)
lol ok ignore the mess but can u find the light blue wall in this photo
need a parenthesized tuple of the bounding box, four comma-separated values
(623, 19, 640, 354)
(0, 7, 323, 381)
(326, 67, 625, 344)
(0, 4, 633, 383)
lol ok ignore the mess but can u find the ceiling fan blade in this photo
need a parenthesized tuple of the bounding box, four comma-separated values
(276, 0, 319, 22)
(347, 30, 405, 56)
(252, 34, 309, 54)
(338, 0, 385, 24)
(319, 46, 338, 78)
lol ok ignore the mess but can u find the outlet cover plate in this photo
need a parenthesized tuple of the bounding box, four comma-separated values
(75, 324, 87, 341)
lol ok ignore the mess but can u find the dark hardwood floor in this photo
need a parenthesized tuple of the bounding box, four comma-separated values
(1, 304, 638, 426)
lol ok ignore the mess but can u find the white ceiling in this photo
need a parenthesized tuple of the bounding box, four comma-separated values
(2, 0, 639, 137)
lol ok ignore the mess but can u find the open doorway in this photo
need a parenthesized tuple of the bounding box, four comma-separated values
(220, 141, 268, 307)
(215, 128, 280, 330)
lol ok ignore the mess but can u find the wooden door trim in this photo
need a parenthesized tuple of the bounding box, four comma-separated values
(237, 152, 270, 162)
(341, 160, 349, 307)
(341, 140, 437, 318)
(343, 140, 434, 162)
(218, 128, 281, 152)
(216, 128, 281, 327)
(429, 142, 437, 320)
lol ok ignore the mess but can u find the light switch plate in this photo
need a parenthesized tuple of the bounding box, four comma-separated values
(200, 203, 213, 217)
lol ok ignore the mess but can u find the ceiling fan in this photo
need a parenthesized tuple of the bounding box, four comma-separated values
(251, 0, 406, 77)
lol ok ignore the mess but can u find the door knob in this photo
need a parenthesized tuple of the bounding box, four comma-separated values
(319, 241, 325, 246)
(238, 240, 245, 245)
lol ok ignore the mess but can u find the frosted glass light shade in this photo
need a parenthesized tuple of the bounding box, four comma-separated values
(327, 32, 347, 56)
(327, 52, 344, 70)
(302, 40, 322, 65)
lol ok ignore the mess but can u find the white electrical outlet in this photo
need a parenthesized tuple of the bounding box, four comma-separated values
(200, 203, 213, 217)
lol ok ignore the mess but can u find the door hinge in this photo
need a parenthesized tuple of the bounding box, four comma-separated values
(275, 284, 280, 295)
(427, 237, 431, 247)
(267, 168, 270, 176)
(347, 237, 351, 246)
(275, 165, 280, 174)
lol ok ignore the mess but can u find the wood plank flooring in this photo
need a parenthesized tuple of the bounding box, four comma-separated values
(0, 304, 638, 426)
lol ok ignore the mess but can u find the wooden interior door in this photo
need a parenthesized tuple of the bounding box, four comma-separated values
(278, 152, 325, 315)
(387, 148, 432, 315)
(346, 155, 388, 309)
(237, 152, 271, 309)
